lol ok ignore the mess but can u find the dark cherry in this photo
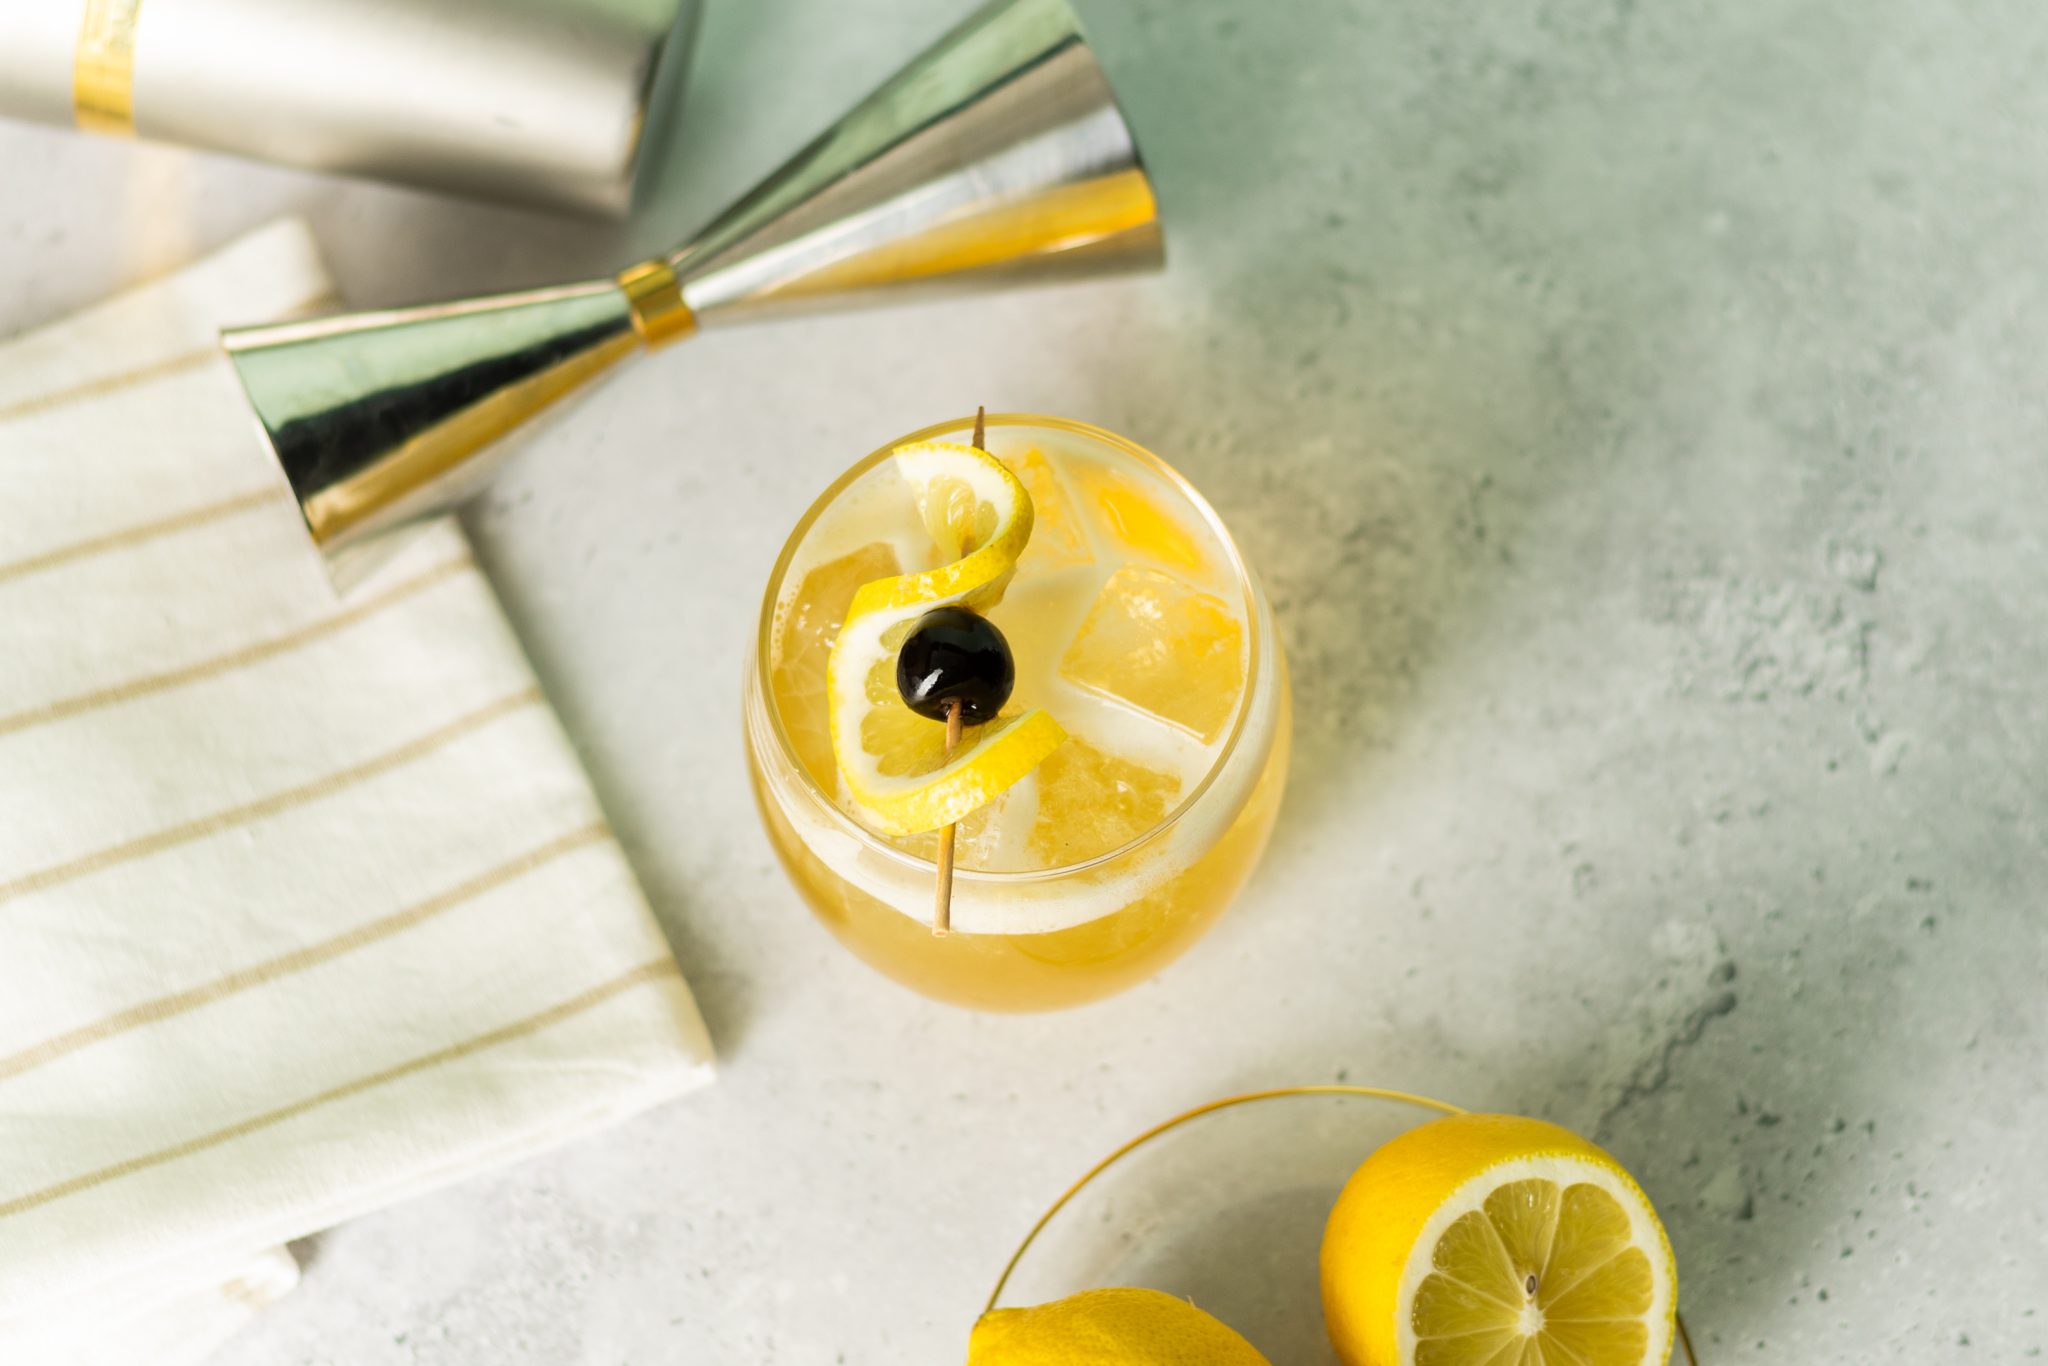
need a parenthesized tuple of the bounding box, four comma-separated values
(895, 606, 1015, 724)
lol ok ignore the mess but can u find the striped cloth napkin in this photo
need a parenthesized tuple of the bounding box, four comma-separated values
(0, 220, 714, 1364)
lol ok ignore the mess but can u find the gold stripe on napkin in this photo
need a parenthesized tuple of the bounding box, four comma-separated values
(74, 0, 144, 135)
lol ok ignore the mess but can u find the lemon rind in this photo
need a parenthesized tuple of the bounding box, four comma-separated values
(826, 440, 1066, 838)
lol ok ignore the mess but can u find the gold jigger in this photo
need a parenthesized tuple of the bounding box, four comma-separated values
(222, 0, 1162, 566)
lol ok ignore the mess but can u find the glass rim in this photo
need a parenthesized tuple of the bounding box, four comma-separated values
(749, 412, 1269, 885)
(985, 1085, 1469, 1312)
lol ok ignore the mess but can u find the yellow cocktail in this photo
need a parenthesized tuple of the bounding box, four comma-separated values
(744, 415, 1289, 1010)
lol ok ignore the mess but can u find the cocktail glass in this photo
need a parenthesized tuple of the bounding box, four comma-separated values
(743, 415, 1290, 1011)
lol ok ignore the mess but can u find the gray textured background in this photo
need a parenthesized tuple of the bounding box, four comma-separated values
(3, 0, 2045, 1360)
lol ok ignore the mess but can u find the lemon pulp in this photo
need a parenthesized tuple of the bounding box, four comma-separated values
(1410, 1174, 1664, 1364)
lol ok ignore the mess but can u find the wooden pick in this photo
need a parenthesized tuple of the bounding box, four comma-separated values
(932, 698, 963, 936)
(933, 405, 990, 937)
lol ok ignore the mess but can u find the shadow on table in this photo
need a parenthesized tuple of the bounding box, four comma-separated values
(1081, 945, 1875, 1364)
(1171, 938, 1892, 1361)
(1055, 1, 1707, 835)
(1139, 1185, 1345, 1365)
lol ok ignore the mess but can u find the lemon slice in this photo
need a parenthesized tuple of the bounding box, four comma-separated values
(1321, 1113, 1678, 1366)
(827, 440, 1066, 836)
(970, 1287, 1274, 1365)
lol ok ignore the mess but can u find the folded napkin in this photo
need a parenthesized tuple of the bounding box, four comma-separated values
(0, 221, 714, 1363)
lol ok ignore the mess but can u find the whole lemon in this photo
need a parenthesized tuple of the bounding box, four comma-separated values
(969, 1287, 1273, 1365)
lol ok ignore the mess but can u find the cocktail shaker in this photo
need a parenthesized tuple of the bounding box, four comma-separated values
(0, 0, 698, 216)
(221, 0, 1165, 567)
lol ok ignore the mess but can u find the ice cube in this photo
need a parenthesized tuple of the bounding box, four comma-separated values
(772, 542, 901, 785)
(1076, 463, 1204, 572)
(1027, 737, 1179, 866)
(892, 778, 1026, 870)
(1004, 447, 1094, 572)
(1058, 564, 1246, 743)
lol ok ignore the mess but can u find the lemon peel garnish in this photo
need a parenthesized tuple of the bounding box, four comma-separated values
(827, 440, 1066, 837)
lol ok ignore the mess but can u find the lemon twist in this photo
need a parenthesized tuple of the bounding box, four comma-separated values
(827, 441, 1067, 837)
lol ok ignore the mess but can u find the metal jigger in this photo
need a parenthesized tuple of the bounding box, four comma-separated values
(222, 0, 1162, 566)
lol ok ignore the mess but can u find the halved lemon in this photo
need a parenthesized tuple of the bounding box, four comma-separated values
(1321, 1113, 1678, 1366)
(827, 440, 1066, 836)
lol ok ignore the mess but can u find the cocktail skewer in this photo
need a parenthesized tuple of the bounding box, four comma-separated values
(931, 405, 991, 937)
(932, 698, 964, 938)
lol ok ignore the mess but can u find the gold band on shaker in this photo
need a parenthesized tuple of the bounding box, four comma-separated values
(74, 0, 145, 135)
(615, 259, 696, 349)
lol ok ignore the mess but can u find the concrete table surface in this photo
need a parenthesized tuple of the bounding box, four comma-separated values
(3, 0, 2043, 1361)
